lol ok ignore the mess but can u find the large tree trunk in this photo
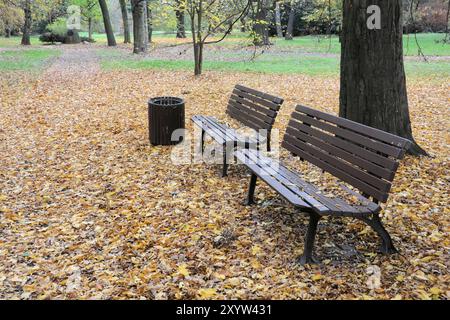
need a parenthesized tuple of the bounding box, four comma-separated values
(340, 0, 426, 156)
(132, 0, 148, 53)
(99, 0, 117, 46)
(252, 0, 270, 46)
(285, 3, 295, 40)
(275, 2, 283, 38)
(175, 0, 186, 38)
(21, 0, 32, 46)
(119, 0, 131, 43)
(6, 28, 11, 38)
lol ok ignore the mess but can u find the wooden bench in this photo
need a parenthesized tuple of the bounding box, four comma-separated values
(192, 85, 284, 177)
(235, 105, 411, 264)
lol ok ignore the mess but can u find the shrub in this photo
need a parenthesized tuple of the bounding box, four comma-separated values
(39, 32, 65, 43)
(80, 37, 96, 43)
(46, 18, 68, 37)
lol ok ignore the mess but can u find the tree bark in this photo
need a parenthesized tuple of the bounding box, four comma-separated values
(275, 2, 283, 38)
(21, 0, 32, 46)
(88, 17, 93, 41)
(252, 0, 270, 46)
(6, 28, 11, 38)
(190, 4, 203, 75)
(285, 3, 295, 40)
(99, 0, 117, 46)
(339, 0, 426, 156)
(119, 0, 131, 43)
(132, 0, 148, 53)
(175, 0, 186, 38)
(147, 1, 153, 43)
(240, 17, 247, 32)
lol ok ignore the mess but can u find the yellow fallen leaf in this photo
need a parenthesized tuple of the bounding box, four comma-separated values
(251, 245, 262, 255)
(396, 275, 405, 282)
(176, 264, 190, 277)
(198, 288, 217, 299)
(312, 274, 323, 281)
(251, 259, 262, 269)
(429, 287, 441, 296)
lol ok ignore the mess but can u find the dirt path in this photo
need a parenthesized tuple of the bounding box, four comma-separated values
(44, 45, 100, 78)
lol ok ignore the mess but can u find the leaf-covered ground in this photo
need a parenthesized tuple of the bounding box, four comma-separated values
(0, 47, 448, 300)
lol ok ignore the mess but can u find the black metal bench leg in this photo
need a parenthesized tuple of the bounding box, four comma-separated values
(298, 212, 321, 265)
(361, 214, 398, 255)
(222, 144, 228, 177)
(201, 129, 205, 153)
(244, 173, 258, 206)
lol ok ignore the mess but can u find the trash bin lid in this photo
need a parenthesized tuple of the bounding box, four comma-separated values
(149, 97, 184, 107)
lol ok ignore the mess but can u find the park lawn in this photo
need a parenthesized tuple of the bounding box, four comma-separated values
(101, 56, 340, 76)
(0, 36, 41, 48)
(0, 48, 61, 71)
(2, 33, 448, 55)
(101, 55, 450, 79)
(272, 33, 450, 56)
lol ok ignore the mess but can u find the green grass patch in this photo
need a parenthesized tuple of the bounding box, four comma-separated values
(101, 56, 339, 76)
(101, 54, 450, 79)
(0, 48, 61, 71)
(272, 33, 450, 56)
(0, 36, 42, 48)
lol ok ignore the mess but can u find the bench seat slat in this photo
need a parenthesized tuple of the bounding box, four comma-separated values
(243, 149, 349, 213)
(199, 116, 238, 141)
(236, 151, 312, 209)
(192, 116, 228, 144)
(246, 149, 379, 215)
(237, 149, 377, 216)
(192, 115, 266, 148)
(243, 149, 330, 213)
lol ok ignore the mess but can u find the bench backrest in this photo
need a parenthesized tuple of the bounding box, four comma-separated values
(226, 85, 284, 132)
(282, 105, 412, 203)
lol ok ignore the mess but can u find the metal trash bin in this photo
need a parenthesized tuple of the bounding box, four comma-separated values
(148, 97, 185, 146)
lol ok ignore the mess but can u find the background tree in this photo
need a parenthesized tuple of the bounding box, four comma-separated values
(285, 0, 295, 39)
(98, 0, 116, 46)
(184, 0, 251, 75)
(274, 1, 283, 37)
(119, 0, 131, 43)
(21, 0, 31, 44)
(339, 0, 426, 155)
(71, 0, 101, 41)
(147, 0, 152, 43)
(305, 0, 342, 34)
(131, 0, 148, 53)
(175, 0, 186, 38)
(251, 0, 271, 45)
(0, 1, 24, 37)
